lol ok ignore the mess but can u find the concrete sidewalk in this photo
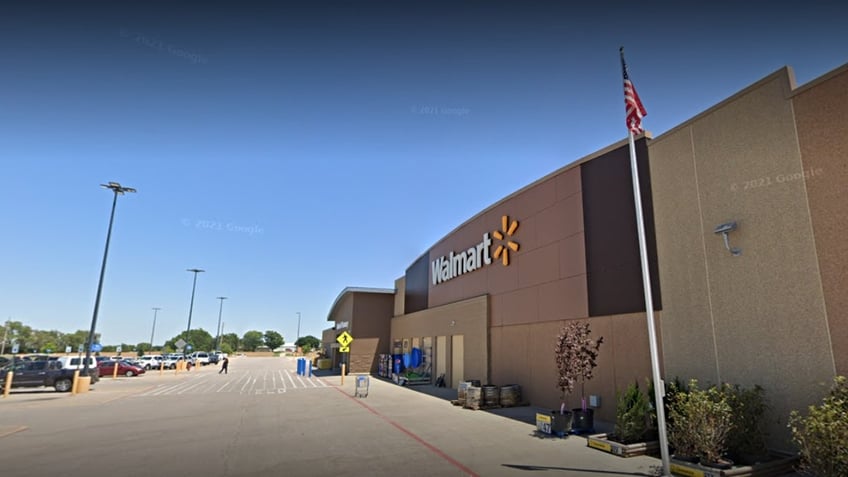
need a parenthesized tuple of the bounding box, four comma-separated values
(325, 372, 662, 477)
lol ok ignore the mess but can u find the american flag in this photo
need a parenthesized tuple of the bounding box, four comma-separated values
(621, 48, 647, 134)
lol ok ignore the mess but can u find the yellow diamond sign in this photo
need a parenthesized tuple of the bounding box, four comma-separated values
(336, 331, 353, 348)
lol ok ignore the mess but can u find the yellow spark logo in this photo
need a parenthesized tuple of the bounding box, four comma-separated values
(493, 215, 520, 266)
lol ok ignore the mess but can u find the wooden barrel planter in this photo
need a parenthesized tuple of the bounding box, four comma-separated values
(499, 384, 521, 407)
(482, 385, 500, 407)
(464, 386, 482, 410)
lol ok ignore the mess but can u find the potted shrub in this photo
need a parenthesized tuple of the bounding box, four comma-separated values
(614, 381, 652, 444)
(668, 379, 734, 468)
(789, 375, 848, 477)
(723, 383, 770, 465)
(554, 321, 604, 434)
(586, 380, 661, 457)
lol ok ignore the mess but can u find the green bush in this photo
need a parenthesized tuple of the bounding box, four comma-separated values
(723, 383, 769, 464)
(789, 376, 848, 477)
(668, 379, 734, 463)
(615, 381, 651, 444)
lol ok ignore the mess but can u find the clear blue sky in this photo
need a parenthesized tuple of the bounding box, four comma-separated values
(2, 1, 846, 346)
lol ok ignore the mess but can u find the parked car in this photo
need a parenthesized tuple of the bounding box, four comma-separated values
(162, 354, 184, 369)
(189, 351, 210, 366)
(1, 359, 81, 392)
(56, 355, 100, 371)
(97, 360, 145, 377)
(137, 355, 165, 370)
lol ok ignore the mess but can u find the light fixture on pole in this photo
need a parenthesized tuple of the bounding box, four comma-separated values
(83, 182, 136, 377)
(215, 296, 227, 352)
(149, 307, 161, 349)
(296, 312, 301, 343)
(185, 268, 205, 348)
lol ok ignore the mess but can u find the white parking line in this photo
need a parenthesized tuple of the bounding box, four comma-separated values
(177, 379, 208, 395)
(148, 383, 184, 396)
(285, 370, 297, 388)
(277, 370, 287, 390)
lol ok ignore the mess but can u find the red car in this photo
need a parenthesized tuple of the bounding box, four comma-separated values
(97, 360, 145, 377)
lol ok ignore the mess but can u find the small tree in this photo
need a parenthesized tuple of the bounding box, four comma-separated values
(554, 321, 603, 413)
(615, 381, 652, 444)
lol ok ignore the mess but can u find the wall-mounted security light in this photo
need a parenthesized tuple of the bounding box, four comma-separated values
(714, 221, 741, 256)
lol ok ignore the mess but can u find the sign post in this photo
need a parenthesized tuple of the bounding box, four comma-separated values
(336, 332, 354, 384)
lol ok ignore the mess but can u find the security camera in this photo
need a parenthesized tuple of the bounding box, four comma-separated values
(713, 221, 737, 234)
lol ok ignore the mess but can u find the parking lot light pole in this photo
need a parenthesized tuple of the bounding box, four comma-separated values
(83, 182, 136, 377)
(296, 312, 301, 343)
(185, 268, 205, 349)
(215, 296, 227, 351)
(149, 307, 161, 350)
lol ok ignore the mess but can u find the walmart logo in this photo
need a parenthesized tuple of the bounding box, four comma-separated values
(431, 215, 520, 285)
(493, 215, 520, 266)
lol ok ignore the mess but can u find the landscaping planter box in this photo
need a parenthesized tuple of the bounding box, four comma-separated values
(586, 433, 659, 457)
(669, 451, 799, 477)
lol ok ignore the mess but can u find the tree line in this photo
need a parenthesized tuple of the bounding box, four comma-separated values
(0, 320, 319, 356)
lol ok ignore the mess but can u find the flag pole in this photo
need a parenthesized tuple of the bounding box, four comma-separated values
(622, 47, 670, 476)
(627, 130, 671, 476)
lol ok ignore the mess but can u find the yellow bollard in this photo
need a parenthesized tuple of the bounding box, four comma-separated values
(71, 370, 80, 395)
(3, 371, 12, 398)
(159, 361, 164, 375)
(112, 361, 119, 379)
(341, 364, 346, 385)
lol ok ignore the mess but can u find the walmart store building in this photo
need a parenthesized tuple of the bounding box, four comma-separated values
(325, 62, 848, 448)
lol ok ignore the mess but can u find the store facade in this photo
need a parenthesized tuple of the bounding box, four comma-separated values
(325, 61, 848, 449)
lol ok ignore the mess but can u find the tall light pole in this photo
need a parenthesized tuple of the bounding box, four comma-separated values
(149, 307, 161, 349)
(215, 296, 227, 351)
(1, 318, 10, 355)
(296, 312, 301, 344)
(185, 268, 205, 349)
(83, 182, 136, 377)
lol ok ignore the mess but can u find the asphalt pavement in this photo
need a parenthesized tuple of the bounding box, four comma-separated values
(0, 357, 671, 476)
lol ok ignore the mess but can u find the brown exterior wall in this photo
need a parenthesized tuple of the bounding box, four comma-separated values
(407, 138, 660, 419)
(348, 293, 393, 373)
(648, 67, 836, 450)
(792, 64, 848, 377)
(490, 312, 658, 423)
(349, 337, 380, 374)
(391, 295, 488, 386)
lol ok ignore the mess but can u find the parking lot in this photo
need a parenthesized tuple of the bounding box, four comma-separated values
(1, 356, 679, 477)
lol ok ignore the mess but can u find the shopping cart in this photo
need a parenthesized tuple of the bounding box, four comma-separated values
(354, 375, 369, 398)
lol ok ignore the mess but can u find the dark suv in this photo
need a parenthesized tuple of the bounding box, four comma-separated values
(1, 359, 92, 392)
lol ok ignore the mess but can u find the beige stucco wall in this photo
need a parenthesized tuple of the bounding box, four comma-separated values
(391, 295, 488, 386)
(394, 277, 405, 317)
(649, 67, 835, 449)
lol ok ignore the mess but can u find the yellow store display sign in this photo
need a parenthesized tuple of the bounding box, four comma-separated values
(587, 439, 612, 452)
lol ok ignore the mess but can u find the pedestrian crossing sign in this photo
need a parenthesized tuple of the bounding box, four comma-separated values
(336, 331, 353, 348)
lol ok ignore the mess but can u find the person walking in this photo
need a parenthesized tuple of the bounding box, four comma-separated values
(219, 356, 229, 374)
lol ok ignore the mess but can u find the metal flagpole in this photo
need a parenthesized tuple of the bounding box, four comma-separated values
(627, 130, 670, 475)
(622, 46, 670, 476)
